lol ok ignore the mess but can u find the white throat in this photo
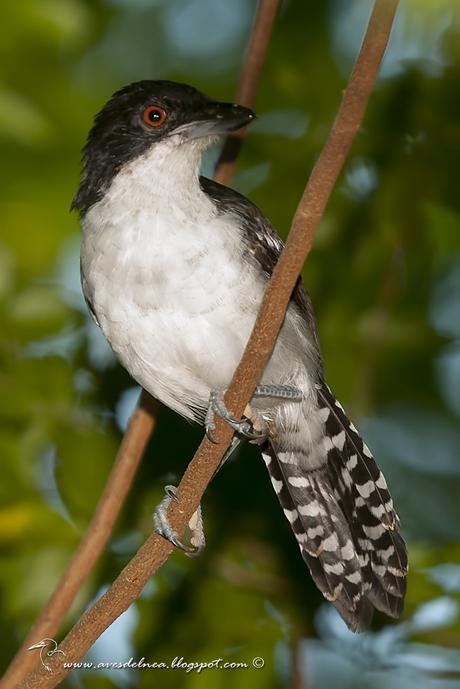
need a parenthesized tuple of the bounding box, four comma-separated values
(102, 135, 215, 217)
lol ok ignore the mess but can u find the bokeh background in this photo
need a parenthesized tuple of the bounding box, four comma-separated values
(2, 0, 460, 687)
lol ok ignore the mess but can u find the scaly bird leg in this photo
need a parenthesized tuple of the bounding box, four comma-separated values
(205, 384, 303, 443)
(153, 485, 205, 557)
(155, 385, 303, 555)
(153, 437, 242, 556)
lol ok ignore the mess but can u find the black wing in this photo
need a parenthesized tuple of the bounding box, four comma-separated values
(200, 176, 322, 366)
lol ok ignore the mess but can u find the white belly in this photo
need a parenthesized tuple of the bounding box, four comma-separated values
(81, 199, 268, 419)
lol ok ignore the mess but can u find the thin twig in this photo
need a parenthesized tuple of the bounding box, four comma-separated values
(2, 3, 280, 688)
(15, 2, 398, 687)
(214, 0, 281, 186)
(1, 392, 158, 689)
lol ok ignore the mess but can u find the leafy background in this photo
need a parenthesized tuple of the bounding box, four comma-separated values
(1, 0, 460, 687)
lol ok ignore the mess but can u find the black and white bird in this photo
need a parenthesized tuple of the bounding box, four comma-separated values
(73, 80, 408, 631)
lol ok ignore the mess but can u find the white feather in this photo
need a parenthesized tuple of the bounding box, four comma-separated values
(80, 136, 317, 422)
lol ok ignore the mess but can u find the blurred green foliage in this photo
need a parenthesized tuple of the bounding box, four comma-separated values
(1, 1, 460, 687)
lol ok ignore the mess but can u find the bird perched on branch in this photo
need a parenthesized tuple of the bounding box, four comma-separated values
(74, 80, 408, 631)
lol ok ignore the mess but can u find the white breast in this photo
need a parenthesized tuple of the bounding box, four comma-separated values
(80, 138, 267, 420)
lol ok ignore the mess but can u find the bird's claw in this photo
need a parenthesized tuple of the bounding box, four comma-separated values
(153, 485, 205, 557)
(205, 390, 268, 443)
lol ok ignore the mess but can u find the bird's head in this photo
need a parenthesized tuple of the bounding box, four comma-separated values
(72, 80, 256, 214)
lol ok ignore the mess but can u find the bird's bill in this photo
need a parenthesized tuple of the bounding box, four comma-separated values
(174, 102, 256, 139)
(27, 641, 47, 649)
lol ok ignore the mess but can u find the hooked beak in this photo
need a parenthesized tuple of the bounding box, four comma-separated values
(176, 101, 256, 139)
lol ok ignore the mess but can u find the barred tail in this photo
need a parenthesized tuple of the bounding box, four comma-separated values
(260, 383, 408, 631)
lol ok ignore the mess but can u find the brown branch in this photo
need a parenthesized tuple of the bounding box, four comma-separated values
(15, 1, 398, 687)
(2, 3, 280, 688)
(214, 0, 281, 186)
(1, 392, 158, 689)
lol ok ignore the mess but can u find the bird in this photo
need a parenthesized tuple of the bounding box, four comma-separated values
(73, 80, 408, 632)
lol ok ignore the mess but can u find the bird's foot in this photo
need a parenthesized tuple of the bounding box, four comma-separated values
(205, 385, 303, 444)
(205, 390, 269, 444)
(253, 383, 303, 402)
(153, 485, 205, 557)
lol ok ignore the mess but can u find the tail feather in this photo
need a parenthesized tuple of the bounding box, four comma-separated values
(260, 383, 408, 631)
(262, 442, 373, 631)
(317, 384, 407, 616)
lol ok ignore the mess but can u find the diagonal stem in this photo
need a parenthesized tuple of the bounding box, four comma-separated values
(0, 392, 158, 689)
(214, 0, 281, 186)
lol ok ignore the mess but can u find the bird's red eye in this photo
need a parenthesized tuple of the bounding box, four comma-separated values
(142, 105, 167, 127)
